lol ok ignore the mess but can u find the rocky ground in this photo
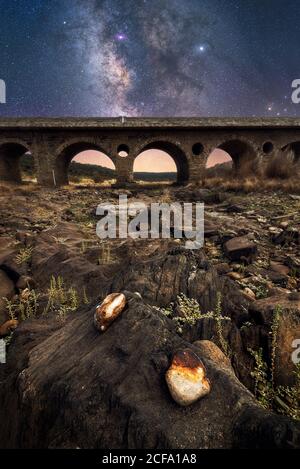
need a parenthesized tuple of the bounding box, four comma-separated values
(0, 181, 299, 448)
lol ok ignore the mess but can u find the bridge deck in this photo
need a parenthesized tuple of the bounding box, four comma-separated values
(0, 117, 299, 129)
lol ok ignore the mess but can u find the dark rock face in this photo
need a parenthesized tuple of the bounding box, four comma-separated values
(0, 269, 15, 325)
(0, 296, 299, 449)
(29, 223, 112, 299)
(249, 294, 300, 386)
(112, 248, 248, 317)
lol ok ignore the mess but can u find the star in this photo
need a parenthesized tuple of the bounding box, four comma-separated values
(115, 33, 127, 42)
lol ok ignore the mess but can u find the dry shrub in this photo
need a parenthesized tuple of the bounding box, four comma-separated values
(203, 175, 300, 194)
(266, 152, 296, 179)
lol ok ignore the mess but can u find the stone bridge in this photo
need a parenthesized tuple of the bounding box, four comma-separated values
(0, 117, 299, 186)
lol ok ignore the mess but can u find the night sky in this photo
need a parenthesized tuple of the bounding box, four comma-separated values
(0, 0, 300, 118)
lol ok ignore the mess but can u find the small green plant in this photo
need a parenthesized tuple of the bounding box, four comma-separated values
(270, 305, 282, 387)
(83, 287, 89, 305)
(51, 236, 68, 245)
(157, 292, 231, 356)
(255, 284, 269, 299)
(240, 321, 253, 331)
(15, 246, 33, 265)
(276, 364, 300, 420)
(249, 304, 300, 420)
(98, 243, 111, 265)
(44, 276, 79, 320)
(80, 240, 87, 254)
(4, 298, 17, 321)
(4, 289, 39, 321)
(214, 292, 231, 357)
(248, 348, 273, 409)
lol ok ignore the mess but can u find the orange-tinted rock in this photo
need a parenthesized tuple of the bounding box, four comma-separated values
(94, 293, 126, 332)
(165, 348, 211, 406)
(0, 319, 18, 336)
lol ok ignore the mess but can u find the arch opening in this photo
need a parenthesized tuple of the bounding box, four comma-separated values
(0, 142, 36, 183)
(206, 140, 257, 178)
(55, 143, 116, 186)
(205, 148, 233, 178)
(133, 142, 189, 185)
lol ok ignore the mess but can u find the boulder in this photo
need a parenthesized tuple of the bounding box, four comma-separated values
(193, 340, 232, 371)
(223, 235, 257, 262)
(165, 349, 211, 406)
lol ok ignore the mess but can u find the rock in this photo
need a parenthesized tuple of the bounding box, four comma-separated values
(0, 270, 15, 325)
(0, 298, 299, 449)
(223, 236, 257, 262)
(165, 348, 211, 406)
(0, 319, 18, 336)
(227, 271, 243, 281)
(272, 227, 299, 246)
(16, 276, 35, 290)
(257, 268, 288, 288)
(30, 225, 110, 300)
(269, 262, 290, 276)
(286, 256, 300, 278)
(204, 220, 220, 239)
(193, 340, 232, 371)
(94, 293, 126, 332)
(215, 263, 231, 275)
(243, 287, 256, 300)
(226, 204, 246, 213)
(249, 294, 300, 386)
(0, 270, 15, 299)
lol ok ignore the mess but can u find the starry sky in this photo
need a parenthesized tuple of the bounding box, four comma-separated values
(1, 0, 300, 118)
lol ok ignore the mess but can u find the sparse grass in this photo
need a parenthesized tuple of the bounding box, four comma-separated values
(15, 246, 33, 265)
(98, 243, 112, 265)
(4, 288, 39, 321)
(203, 175, 300, 194)
(44, 275, 79, 320)
(266, 153, 296, 180)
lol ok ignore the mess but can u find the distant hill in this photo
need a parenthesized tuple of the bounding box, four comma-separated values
(206, 161, 233, 178)
(133, 172, 176, 182)
(20, 154, 177, 182)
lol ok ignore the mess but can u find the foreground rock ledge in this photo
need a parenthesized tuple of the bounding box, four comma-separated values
(0, 296, 299, 449)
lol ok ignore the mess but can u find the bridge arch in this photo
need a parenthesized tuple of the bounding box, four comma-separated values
(206, 138, 258, 176)
(54, 140, 115, 186)
(0, 140, 34, 183)
(133, 140, 189, 184)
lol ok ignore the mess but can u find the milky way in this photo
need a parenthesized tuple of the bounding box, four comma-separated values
(0, 0, 300, 117)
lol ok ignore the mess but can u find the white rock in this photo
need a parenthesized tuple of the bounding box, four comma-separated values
(94, 293, 126, 332)
(165, 349, 211, 406)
